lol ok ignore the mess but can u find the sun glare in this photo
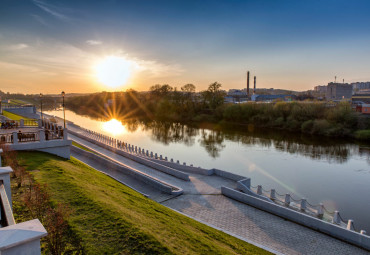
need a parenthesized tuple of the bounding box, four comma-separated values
(102, 119, 125, 136)
(95, 56, 132, 88)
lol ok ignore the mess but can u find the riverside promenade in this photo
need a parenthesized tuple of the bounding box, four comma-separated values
(57, 120, 368, 254)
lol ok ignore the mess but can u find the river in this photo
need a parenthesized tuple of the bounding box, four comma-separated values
(46, 109, 370, 232)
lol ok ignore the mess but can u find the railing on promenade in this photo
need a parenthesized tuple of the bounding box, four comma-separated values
(18, 132, 40, 142)
(1, 119, 38, 129)
(76, 126, 368, 236)
(246, 183, 367, 234)
(0, 130, 63, 145)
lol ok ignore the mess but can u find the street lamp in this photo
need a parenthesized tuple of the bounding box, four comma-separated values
(61, 91, 66, 128)
(39, 93, 43, 121)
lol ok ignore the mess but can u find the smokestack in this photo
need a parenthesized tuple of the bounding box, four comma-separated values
(254, 76, 256, 94)
(247, 71, 250, 98)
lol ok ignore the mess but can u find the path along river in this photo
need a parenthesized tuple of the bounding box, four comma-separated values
(46, 109, 370, 233)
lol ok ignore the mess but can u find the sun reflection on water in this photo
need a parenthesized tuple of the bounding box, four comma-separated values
(102, 119, 125, 136)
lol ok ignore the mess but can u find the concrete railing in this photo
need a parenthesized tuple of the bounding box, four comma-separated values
(69, 129, 190, 181)
(70, 127, 265, 182)
(71, 145, 182, 195)
(0, 166, 47, 255)
(0, 219, 47, 255)
(0, 129, 71, 159)
(235, 177, 369, 235)
(222, 186, 370, 251)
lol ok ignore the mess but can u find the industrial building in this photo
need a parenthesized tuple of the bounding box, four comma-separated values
(251, 94, 295, 102)
(326, 82, 352, 101)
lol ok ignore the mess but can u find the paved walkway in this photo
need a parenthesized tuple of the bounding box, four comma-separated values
(66, 125, 369, 254)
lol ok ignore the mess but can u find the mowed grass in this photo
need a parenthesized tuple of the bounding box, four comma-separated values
(17, 151, 270, 255)
(2, 110, 35, 121)
(72, 141, 96, 154)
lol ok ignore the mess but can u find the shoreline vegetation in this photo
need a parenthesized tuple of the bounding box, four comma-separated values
(64, 83, 370, 141)
(7, 150, 270, 254)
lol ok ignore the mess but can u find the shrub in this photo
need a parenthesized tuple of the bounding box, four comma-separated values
(285, 116, 301, 131)
(355, 130, 370, 140)
(312, 119, 331, 135)
(301, 120, 314, 133)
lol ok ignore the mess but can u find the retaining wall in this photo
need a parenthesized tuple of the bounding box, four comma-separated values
(71, 145, 182, 195)
(137, 156, 213, 175)
(69, 130, 190, 181)
(221, 186, 370, 251)
(212, 168, 246, 181)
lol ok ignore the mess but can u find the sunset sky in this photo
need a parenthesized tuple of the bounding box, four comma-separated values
(1, 0, 370, 93)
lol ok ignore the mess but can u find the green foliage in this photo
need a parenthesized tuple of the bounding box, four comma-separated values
(301, 120, 314, 133)
(65, 88, 369, 139)
(16, 151, 269, 255)
(355, 130, 370, 140)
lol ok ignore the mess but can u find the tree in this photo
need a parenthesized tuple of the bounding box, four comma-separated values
(181, 84, 196, 93)
(150, 84, 173, 98)
(204, 82, 225, 110)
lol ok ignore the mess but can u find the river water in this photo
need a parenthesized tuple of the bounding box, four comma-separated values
(46, 109, 370, 232)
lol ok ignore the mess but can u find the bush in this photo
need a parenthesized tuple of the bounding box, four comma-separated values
(312, 119, 331, 135)
(272, 117, 285, 127)
(301, 120, 314, 133)
(355, 130, 370, 140)
(285, 117, 301, 131)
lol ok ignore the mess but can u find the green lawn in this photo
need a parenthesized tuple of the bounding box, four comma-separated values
(16, 151, 270, 255)
(9, 99, 29, 105)
(71, 141, 96, 154)
(2, 110, 34, 121)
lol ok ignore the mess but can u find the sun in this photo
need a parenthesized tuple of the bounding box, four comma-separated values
(102, 119, 125, 136)
(95, 56, 132, 88)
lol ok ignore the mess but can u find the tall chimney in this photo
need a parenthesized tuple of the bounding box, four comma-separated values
(247, 71, 250, 98)
(254, 76, 256, 94)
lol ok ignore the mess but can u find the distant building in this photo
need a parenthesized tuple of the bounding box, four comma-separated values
(351, 82, 370, 91)
(355, 104, 370, 114)
(314, 85, 327, 94)
(352, 94, 370, 104)
(325, 83, 352, 101)
(225, 89, 248, 103)
(227, 89, 247, 97)
(362, 104, 370, 114)
(251, 94, 296, 102)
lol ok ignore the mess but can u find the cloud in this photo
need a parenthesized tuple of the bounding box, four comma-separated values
(86, 40, 103, 45)
(134, 58, 185, 78)
(9, 44, 29, 50)
(32, 0, 70, 22)
(31, 14, 49, 27)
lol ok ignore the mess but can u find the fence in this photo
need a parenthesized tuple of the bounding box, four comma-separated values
(239, 179, 367, 234)
(1, 119, 38, 129)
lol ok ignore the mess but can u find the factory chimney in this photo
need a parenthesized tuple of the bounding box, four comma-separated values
(253, 76, 256, 94)
(247, 71, 250, 98)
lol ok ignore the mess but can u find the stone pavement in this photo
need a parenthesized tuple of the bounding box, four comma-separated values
(68, 127, 369, 254)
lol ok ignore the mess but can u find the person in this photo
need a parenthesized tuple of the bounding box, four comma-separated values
(18, 130, 22, 142)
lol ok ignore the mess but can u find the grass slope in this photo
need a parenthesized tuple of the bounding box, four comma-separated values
(17, 151, 270, 255)
(3, 110, 35, 121)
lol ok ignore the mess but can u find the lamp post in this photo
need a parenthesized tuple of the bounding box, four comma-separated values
(39, 93, 43, 121)
(61, 91, 65, 128)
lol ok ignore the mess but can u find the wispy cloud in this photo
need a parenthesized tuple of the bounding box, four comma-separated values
(86, 40, 103, 46)
(32, 0, 70, 22)
(9, 44, 29, 50)
(134, 58, 185, 78)
(31, 14, 49, 27)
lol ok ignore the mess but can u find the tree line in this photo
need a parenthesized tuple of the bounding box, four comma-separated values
(64, 83, 370, 140)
